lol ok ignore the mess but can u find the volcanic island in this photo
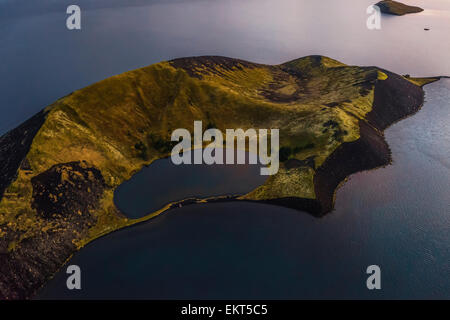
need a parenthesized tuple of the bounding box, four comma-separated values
(0, 55, 440, 299)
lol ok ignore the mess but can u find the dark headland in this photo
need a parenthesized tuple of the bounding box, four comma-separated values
(376, 0, 424, 16)
(0, 55, 440, 299)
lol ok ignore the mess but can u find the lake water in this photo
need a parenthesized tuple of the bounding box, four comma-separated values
(1, 0, 448, 298)
(114, 149, 267, 219)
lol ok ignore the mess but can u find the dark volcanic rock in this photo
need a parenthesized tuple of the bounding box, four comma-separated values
(31, 161, 106, 219)
(367, 70, 424, 130)
(260, 69, 425, 217)
(313, 120, 391, 215)
(284, 157, 315, 170)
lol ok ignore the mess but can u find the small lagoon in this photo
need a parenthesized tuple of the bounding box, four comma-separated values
(114, 149, 267, 219)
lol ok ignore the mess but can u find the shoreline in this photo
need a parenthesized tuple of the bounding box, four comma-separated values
(75, 73, 440, 240)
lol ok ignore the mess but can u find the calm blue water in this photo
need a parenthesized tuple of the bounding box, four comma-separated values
(1, 0, 448, 299)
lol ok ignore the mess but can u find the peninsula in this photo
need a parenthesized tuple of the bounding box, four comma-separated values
(0, 55, 439, 299)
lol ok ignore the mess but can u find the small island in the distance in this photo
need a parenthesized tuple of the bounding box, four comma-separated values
(376, 0, 424, 16)
(0, 55, 441, 299)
